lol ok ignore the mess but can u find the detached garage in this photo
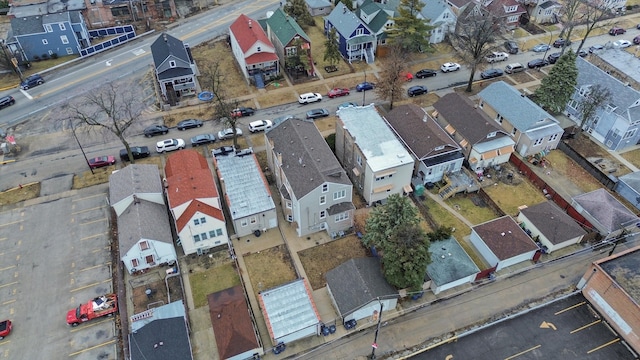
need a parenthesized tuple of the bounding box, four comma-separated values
(517, 201, 587, 253)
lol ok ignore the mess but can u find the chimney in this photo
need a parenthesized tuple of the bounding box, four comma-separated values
(133, 194, 140, 204)
(249, 20, 252, 28)
(163, 33, 168, 43)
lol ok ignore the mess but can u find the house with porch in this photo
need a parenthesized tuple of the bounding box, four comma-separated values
(264, 8, 313, 76)
(229, 14, 279, 86)
(420, 0, 457, 44)
(355, 0, 397, 47)
(532, 1, 561, 24)
(150, 33, 198, 106)
(324, 2, 376, 63)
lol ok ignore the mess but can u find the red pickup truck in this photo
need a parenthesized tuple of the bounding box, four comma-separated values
(66, 294, 118, 327)
(0, 320, 12, 339)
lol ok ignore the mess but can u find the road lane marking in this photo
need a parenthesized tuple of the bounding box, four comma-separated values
(20, 89, 33, 100)
(132, 49, 146, 56)
(555, 301, 585, 315)
(0, 220, 21, 228)
(77, 263, 111, 273)
(505, 345, 541, 359)
(0, 237, 6, 242)
(587, 338, 620, 354)
(72, 193, 105, 202)
(0, 282, 18, 289)
(571, 320, 601, 334)
(1, 299, 15, 306)
(68, 339, 116, 357)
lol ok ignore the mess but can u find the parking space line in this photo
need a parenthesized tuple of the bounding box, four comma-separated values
(71, 206, 103, 215)
(0, 220, 21, 228)
(80, 218, 107, 226)
(1, 299, 15, 306)
(505, 345, 541, 360)
(555, 301, 585, 315)
(0, 281, 18, 289)
(72, 193, 105, 202)
(0, 265, 16, 272)
(68, 339, 116, 357)
(587, 338, 620, 354)
(0, 237, 6, 242)
(70, 282, 99, 292)
(91, 246, 110, 253)
(0, 340, 10, 346)
(570, 320, 601, 334)
(76, 263, 111, 273)
(80, 233, 108, 241)
(69, 318, 113, 333)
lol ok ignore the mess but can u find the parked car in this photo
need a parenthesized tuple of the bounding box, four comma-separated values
(527, 58, 548, 69)
(156, 138, 185, 153)
(298, 92, 323, 104)
(415, 69, 437, 78)
(248, 119, 273, 133)
(20, 74, 44, 90)
(547, 52, 561, 64)
(588, 44, 604, 53)
(190, 134, 216, 147)
(88, 155, 116, 169)
(306, 108, 330, 119)
(119, 146, 150, 161)
(553, 38, 570, 48)
(218, 128, 243, 140)
(485, 51, 509, 63)
(328, 88, 350, 98)
(609, 27, 626, 35)
(356, 82, 375, 92)
(407, 85, 428, 97)
(504, 63, 525, 74)
(177, 119, 203, 130)
(480, 68, 504, 79)
(0, 320, 12, 340)
(635, 35, 640, 45)
(337, 102, 358, 110)
(0, 95, 15, 109)
(578, 49, 588, 57)
(531, 43, 551, 52)
(231, 106, 255, 117)
(504, 40, 519, 54)
(144, 125, 169, 137)
(212, 146, 235, 156)
(613, 39, 632, 48)
(440, 62, 460, 72)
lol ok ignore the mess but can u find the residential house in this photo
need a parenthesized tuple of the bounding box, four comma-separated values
(615, 172, 640, 212)
(355, 0, 397, 47)
(426, 237, 480, 294)
(266, 118, 354, 238)
(325, 257, 398, 323)
(81, 0, 177, 29)
(335, 104, 414, 206)
(213, 148, 278, 238)
(565, 56, 640, 152)
(517, 201, 587, 253)
(385, 104, 464, 186)
(532, 1, 561, 24)
(265, 8, 313, 75)
(483, 0, 526, 29)
(209, 286, 262, 360)
(571, 188, 638, 239)
(433, 93, 515, 173)
(165, 150, 229, 255)
(109, 164, 177, 274)
(587, 0, 627, 12)
(229, 14, 279, 86)
(478, 81, 563, 157)
(324, 2, 376, 63)
(420, 0, 457, 44)
(305, 0, 333, 16)
(150, 33, 198, 105)
(470, 216, 540, 271)
(446, 0, 474, 15)
(258, 279, 321, 345)
(591, 45, 640, 90)
(129, 301, 193, 360)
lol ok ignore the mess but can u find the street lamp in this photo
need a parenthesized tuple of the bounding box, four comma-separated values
(369, 298, 384, 359)
(362, 67, 367, 106)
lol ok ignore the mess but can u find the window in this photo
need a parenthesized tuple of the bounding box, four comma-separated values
(194, 218, 200, 225)
(287, 214, 293, 222)
(320, 210, 326, 219)
(322, 184, 328, 193)
(548, 133, 559, 142)
(42, 39, 48, 45)
(200, 217, 206, 224)
(335, 212, 349, 222)
(145, 255, 155, 265)
(320, 195, 326, 205)
(533, 138, 544, 146)
(131, 259, 139, 267)
(44, 24, 53, 32)
(623, 129, 637, 139)
(333, 189, 346, 200)
(216, 229, 223, 236)
(495, 114, 503, 124)
(194, 234, 201, 242)
(250, 217, 257, 224)
(201, 233, 208, 240)
(59, 23, 66, 31)
(169, 60, 176, 68)
(139, 241, 149, 250)
(512, 128, 517, 136)
(507, 15, 520, 23)
(285, 47, 296, 56)
(487, 131, 496, 138)
(356, 28, 364, 35)
(209, 230, 216, 238)
(567, 100, 578, 110)
(257, 46, 261, 51)
(286, 201, 292, 209)
(66, 47, 73, 55)
(241, 219, 248, 227)
(356, 154, 362, 166)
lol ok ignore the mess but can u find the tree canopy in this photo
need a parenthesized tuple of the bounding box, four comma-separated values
(283, 0, 314, 28)
(533, 50, 578, 114)
(387, 0, 433, 53)
(576, 84, 612, 133)
(323, 27, 342, 67)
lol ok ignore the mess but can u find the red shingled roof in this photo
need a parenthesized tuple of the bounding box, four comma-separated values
(165, 150, 219, 209)
(175, 199, 224, 232)
(230, 14, 276, 54)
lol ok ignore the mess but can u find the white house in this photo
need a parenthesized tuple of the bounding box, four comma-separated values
(229, 14, 280, 83)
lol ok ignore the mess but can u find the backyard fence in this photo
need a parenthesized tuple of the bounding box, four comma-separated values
(557, 141, 618, 190)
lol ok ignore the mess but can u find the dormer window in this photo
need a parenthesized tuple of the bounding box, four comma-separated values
(435, 145, 445, 151)
(487, 131, 496, 138)
(169, 60, 176, 68)
(606, 104, 617, 113)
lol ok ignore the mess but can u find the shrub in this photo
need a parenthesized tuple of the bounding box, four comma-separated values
(32, 55, 40, 61)
(41, 53, 49, 60)
(51, 53, 58, 59)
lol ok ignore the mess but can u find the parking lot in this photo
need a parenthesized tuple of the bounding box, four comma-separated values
(414, 293, 635, 359)
(0, 184, 118, 360)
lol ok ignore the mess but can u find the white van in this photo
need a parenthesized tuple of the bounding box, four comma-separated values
(505, 63, 525, 74)
(248, 119, 273, 133)
(298, 92, 322, 104)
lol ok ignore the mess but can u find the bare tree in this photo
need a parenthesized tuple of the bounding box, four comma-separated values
(558, 0, 612, 54)
(374, 44, 409, 110)
(577, 84, 612, 134)
(573, 2, 612, 54)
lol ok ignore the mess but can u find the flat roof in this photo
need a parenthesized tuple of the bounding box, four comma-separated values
(598, 245, 640, 304)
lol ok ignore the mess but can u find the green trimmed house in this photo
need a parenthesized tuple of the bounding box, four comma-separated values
(265, 8, 314, 76)
(356, 0, 398, 47)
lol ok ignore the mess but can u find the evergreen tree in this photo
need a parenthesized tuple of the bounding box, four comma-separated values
(387, 0, 433, 53)
(283, 0, 315, 28)
(338, 0, 354, 11)
(323, 27, 342, 67)
(533, 50, 578, 114)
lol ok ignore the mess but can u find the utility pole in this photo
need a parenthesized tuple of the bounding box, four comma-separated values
(70, 122, 94, 175)
(362, 68, 367, 106)
(369, 300, 383, 359)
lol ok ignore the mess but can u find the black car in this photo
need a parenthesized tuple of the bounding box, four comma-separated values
(527, 58, 548, 69)
(480, 68, 504, 79)
(144, 125, 169, 137)
(212, 146, 235, 156)
(578, 49, 588, 57)
(547, 52, 561, 64)
(177, 119, 203, 130)
(306, 108, 330, 119)
(190, 133, 216, 147)
(552, 38, 570, 48)
(588, 44, 604, 53)
(231, 107, 255, 117)
(415, 69, 437, 78)
(119, 146, 151, 161)
(504, 40, 519, 54)
(407, 85, 428, 97)
(20, 74, 44, 90)
(0, 95, 15, 109)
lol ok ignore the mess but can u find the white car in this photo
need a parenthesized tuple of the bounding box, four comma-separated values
(485, 52, 509, 63)
(613, 39, 631, 48)
(441, 62, 461, 72)
(298, 92, 323, 104)
(218, 127, 243, 140)
(156, 138, 185, 153)
(248, 119, 273, 133)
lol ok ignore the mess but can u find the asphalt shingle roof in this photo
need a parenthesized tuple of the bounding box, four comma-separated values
(117, 200, 174, 253)
(109, 164, 163, 205)
(265, 8, 310, 46)
(129, 318, 193, 360)
(326, 2, 370, 38)
(427, 237, 480, 286)
(520, 201, 587, 245)
(573, 188, 638, 233)
(472, 216, 538, 260)
(209, 286, 260, 360)
(150, 33, 192, 80)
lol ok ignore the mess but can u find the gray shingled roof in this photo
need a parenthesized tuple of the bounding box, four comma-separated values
(266, 118, 351, 198)
(575, 56, 640, 121)
(539, 0, 561, 9)
(384, 104, 461, 160)
(573, 188, 638, 233)
(326, 2, 371, 38)
(109, 164, 163, 205)
(427, 237, 480, 286)
(305, 0, 332, 8)
(618, 171, 640, 192)
(520, 201, 586, 245)
(117, 200, 174, 254)
(421, 0, 449, 22)
(10, 16, 44, 36)
(478, 81, 559, 132)
(325, 257, 397, 316)
(129, 317, 193, 360)
(150, 33, 193, 80)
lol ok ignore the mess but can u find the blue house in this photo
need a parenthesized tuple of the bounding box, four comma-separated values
(8, 11, 91, 62)
(324, 2, 376, 63)
(615, 172, 640, 212)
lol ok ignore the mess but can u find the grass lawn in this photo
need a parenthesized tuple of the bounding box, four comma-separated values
(621, 149, 640, 168)
(315, 116, 337, 133)
(445, 193, 500, 226)
(308, 17, 353, 79)
(545, 150, 604, 193)
(244, 244, 297, 299)
(0, 55, 76, 89)
(482, 180, 547, 216)
(0, 182, 40, 205)
(72, 166, 118, 189)
(422, 196, 472, 238)
(189, 263, 240, 308)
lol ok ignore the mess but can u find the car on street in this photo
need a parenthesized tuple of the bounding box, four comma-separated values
(20, 74, 44, 90)
(337, 102, 358, 110)
(190, 134, 216, 147)
(144, 125, 169, 137)
(527, 58, 548, 69)
(635, 35, 640, 45)
(356, 82, 375, 91)
(415, 69, 437, 78)
(306, 108, 330, 119)
(119, 146, 151, 161)
(88, 155, 116, 169)
(218, 127, 243, 140)
(407, 85, 428, 97)
(609, 27, 626, 35)
(298, 92, 323, 104)
(531, 43, 551, 52)
(485, 51, 509, 63)
(212, 146, 235, 156)
(156, 138, 185, 153)
(504, 40, 519, 54)
(177, 119, 203, 130)
(578, 49, 588, 57)
(589, 44, 604, 53)
(327, 87, 350, 98)
(553, 38, 570, 48)
(231, 106, 255, 117)
(0, 320, 12, 340)
(440, 62, 460, 72)
(613, 39, 632, 48)
(248, 119, 273, 133)
(480, 68, 503, 79)
(547, 52, 561, 64)
(0, 95, 15, 109)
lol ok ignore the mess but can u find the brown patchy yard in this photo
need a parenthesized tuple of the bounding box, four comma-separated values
(315, 116, 337, 133)
(255, 92, 298, 109)
(72, 165, 118, 189)
(0, 182, 40, 205)
(243, 244, 297, 298)
(131, 275, 183, 314)
(308, 18, 353, 79)
(621, 148, 640, 169)
(545, 150, 608, 193)
(445, 193, 500, 226)
(483, 177, 547, 216)
(191, 40, 251, 98)
(564, 134, 631, 176)
(298, 235, 369, 290)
